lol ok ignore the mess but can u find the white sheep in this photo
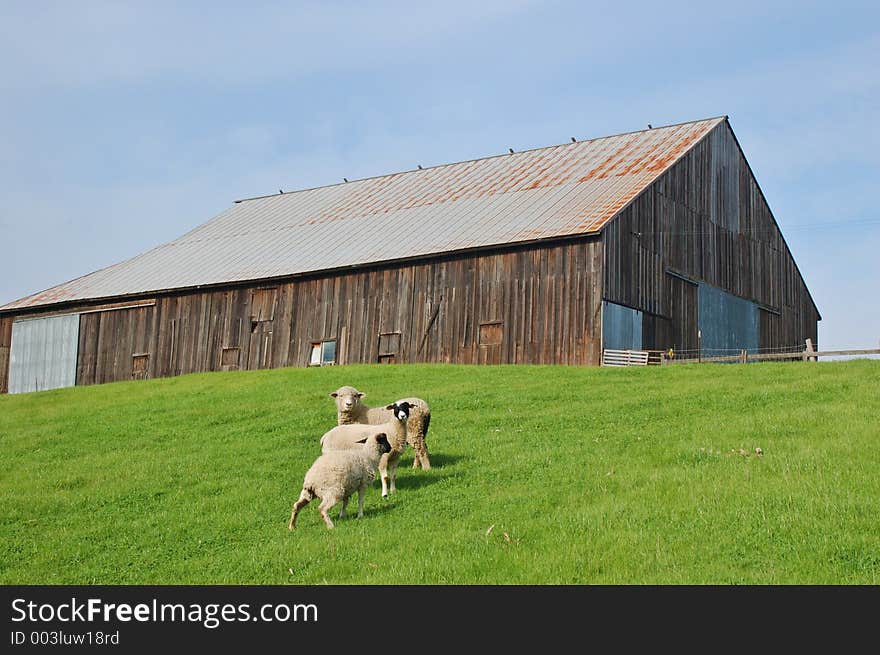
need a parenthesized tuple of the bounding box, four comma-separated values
(288, 432, 392, 530)
(330, 386, 432, 470)
(321, 400, 414, 497)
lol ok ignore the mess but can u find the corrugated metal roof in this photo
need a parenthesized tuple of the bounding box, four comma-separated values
(1, 117, 725, 312)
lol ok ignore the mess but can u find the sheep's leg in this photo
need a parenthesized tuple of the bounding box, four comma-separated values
(410, 439, 422, 469)
(318, 496, 338, 530)
(388, 451, 401, 494)
(357, 486, 366, 518)
(412, 434, 431, 470)
(289, 489, 313, 530)
(378, 452, 390, 498)
(407, 421, 421, 469)
(339, 494, 350, 519)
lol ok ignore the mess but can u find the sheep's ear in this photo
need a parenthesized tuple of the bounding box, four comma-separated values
(356, 438, 367, 444)
(385, 404, 395, 410)
(357, 393, 365, 398)
(330, 392, 338, 398)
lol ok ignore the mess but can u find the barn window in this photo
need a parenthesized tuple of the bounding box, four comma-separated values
(221, 346, 241, 368)
(478, 321, 503, 346)
(250, 288, 277, 323)
(132, 353, 149, 379)
(309, 340, 336, 366)
(378, 332, 401, 364)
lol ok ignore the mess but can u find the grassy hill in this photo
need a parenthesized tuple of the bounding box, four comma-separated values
(1, 360, 878, 584)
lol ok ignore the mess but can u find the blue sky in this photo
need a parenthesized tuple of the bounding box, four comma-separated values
(1, 1, 878, 350)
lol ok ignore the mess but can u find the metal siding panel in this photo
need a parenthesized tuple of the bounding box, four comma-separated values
(697, 284, 758, 354)
(8, 314, 80, 393)
(602, 301, 643, 350)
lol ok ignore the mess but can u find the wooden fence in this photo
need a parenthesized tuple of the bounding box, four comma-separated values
(663, 339, 880, 365)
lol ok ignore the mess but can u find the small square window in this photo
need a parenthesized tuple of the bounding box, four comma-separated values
(221, 347, 241, 368)
(310, 340, 336, 366)
(479, 322, 503, 346)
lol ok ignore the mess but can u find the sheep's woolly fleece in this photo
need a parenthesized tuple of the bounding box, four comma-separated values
(331, 386, 432, 470)
(289, 433, 389, 530)
(322, 401, 412, 497)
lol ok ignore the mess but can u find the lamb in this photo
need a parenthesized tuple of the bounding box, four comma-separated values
(288, 432, 392, 530)
(321, 400, 414, 497)
(330, 386, 432, 470)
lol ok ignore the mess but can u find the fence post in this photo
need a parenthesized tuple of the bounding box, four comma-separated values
(804, 338, 816, 362)
(741, 349, 748, 364)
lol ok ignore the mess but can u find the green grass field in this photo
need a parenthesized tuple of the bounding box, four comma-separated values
(1, 360, 878, 584)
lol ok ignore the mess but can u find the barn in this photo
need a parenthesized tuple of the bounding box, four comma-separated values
(0, 116, 819, 394)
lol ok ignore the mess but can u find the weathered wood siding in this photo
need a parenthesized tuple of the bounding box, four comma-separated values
(603, 120, 819, 351)
(0, 316, 12, 394)
(23, 237, 604, 389)
(77, 306, 156, 385)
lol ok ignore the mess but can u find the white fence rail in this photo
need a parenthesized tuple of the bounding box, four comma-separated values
(602, 349, 650, 367)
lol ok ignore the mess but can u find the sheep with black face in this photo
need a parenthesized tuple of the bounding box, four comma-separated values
(321, 400, 415, 497)
(330, 386, 431, 470)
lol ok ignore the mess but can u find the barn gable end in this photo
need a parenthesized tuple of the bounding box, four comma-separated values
(602, 119, 819, 357)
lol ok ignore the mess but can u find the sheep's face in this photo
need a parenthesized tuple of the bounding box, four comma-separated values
(375, 433, 392, 454)
(386, 401, 413, 422)
(330, 386, 364, 413)
(359, 433, 391, 454)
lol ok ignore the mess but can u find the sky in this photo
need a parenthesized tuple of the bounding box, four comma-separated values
(1, 0, 878, 351)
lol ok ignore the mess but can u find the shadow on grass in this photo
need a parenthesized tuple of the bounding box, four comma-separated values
(391, 471, 453, 492)
(422, 451, 465, 469)
(339, 492, 435, 520)
(292, 498, 399, 525)
(389, 451, 465, 492)
(347, 501, 399, 520)
(405, 452, 465, 469)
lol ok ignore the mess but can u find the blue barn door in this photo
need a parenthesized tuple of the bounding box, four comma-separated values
(697, 285, 759, 356)
(602, 301, 643, 351)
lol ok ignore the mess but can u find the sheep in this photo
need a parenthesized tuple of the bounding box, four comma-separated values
(330, 386, 432, 470)
(321, 400, 414, 497)
(288, 432, 392, 530)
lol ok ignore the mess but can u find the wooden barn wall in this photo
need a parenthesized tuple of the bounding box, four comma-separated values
(603, 121, 819, 352)
(0, 315, 12, 394)
(19, 237, 602, 389)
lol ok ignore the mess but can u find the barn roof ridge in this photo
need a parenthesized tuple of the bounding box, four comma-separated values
(234, 115, 730, 204)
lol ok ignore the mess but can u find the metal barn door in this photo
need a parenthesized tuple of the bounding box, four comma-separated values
(8, 314, 80, 394)
(601, 301, 643, 350)
(697, 284, 759, 355)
